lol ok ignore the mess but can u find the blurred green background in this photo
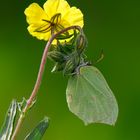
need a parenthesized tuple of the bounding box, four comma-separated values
(0, 0, 140, 139)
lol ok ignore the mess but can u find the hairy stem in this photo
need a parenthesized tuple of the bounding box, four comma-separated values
(11, 25, 82, 140)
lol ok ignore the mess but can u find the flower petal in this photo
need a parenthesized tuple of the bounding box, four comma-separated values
(61, 7, 84, 28)
(56, 0, 70, 16)
(27, 24, 51, 41)
(43, 0, 70, 18)
(24, 3, 49, 24)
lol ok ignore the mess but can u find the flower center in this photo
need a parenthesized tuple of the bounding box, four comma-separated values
(34, 13, 64, 35)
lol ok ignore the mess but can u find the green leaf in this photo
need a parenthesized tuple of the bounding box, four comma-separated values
(66, 66, 118, 125)
(0, 100, 17, 140)
(25, 117, 49, 140)
(18, 98, 36, 113)
(17, 97, 27, 113)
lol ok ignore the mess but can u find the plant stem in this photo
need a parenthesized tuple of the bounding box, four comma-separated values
(11, 25, 82, 140)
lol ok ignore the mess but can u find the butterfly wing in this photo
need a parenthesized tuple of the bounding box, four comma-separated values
(66, 66, 118, 125)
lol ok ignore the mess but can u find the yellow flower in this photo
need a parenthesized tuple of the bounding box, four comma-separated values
(24, 0, 84, 43)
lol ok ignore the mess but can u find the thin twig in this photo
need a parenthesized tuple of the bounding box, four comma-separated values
(11, 25, 82, 140)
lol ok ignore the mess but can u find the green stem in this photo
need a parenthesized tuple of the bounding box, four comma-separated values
(11, 25, 82, 140)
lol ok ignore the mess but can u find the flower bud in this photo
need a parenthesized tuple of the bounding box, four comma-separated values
(75, 33, 87, 54)
(63, 59, 75, 75)
(48, 51, 64, 62)
(51, 62, 65, 73)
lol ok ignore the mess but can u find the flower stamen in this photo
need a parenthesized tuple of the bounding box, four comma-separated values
(34, 13, 62, 34)
(34, 24, 52, 33)
(51, 13, 61, 25)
